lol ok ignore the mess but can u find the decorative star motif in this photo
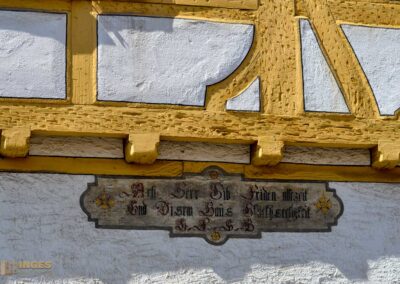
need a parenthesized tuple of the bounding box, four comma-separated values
(315, 194, 332, 215)
(95, 192, 115, 209)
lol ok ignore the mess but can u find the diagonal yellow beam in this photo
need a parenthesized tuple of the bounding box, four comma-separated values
(302, 0, 380, 118)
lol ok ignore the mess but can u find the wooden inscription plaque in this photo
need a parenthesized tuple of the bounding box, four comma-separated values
(81, 167, 343, 245)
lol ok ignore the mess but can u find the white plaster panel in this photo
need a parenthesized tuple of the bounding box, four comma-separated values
(158, 141, 250, 164)
(0, 174, 400, 283)
(0, 11, 66, 99)
(341, 24, 400, 116)
(300, 19, 349, 113)
(226, 77, 260, 112)
(282, 146, 371, 166)
(29, 136, 124, 158)
(97, 15, 253, 106)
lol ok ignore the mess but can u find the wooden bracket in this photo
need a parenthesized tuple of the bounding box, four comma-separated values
(0, 128, 31, 158)
(372, 141, 400, 169)
(125, 133, 160, 164)
(252, 136, 284, 166)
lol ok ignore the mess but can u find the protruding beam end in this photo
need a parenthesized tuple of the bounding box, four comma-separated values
(372, 141, 400, 169)
(0, 128, 31, 158)
(252, 136, 284, 166)
(125, 133, 160, 164)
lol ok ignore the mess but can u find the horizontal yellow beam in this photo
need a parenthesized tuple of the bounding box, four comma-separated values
(107, 0, 258, 10)
(0, 156, 182, 176)
(244, 163, 400, 183)
(0, 104, 396, 147)
(0, 157, 398, 183)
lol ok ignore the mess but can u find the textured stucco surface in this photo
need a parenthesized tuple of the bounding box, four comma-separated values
(158, 141, 250, 164)
(226, 77, 260, 112)
(0, 10, 66, 99)
(97, 15, 253, 106)
(282, 146, 371, 166)
(0, 173, 399, 283)
(29, 136, 124, 158)
(341, 24, 400, 116)
(300, 20, 349, 113)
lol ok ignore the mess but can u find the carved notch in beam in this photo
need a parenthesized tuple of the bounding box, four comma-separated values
(0, 128, 31, 158)
(125, 133, 160, 164)
(372, 141, 400, 169)
(252, 136, 284, 166)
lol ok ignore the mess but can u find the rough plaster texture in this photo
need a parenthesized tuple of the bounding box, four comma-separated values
(29, 136, 124, 158)
(0, 10, 66, 99)
(341, 24, 400, 115)
(97, 16, 253, 106)
(282, 146, 371, 166)
(226, 77, 260, 112)
(0, 173, 399, 283)
(300, 20, 349, 113)
(29, 137, 373, 166)
(158, 141, 250, 164)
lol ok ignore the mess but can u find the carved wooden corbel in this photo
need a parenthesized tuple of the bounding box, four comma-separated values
(372, 141, 400, 169)
(252, 136, 284, 166)
(0, 127, 31, 158)
(125, 133, 160, 164)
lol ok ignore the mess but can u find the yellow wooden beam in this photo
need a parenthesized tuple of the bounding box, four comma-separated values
(0, 0, 70, 11)
(0, 157, 182, 176)
(71, 0, 97, 105)
(329, 0, 400, 27)
(115, 0, 259, 10)
(0, 157, 398, 183)
(244, 163, 400, 183)
(0, 104, 397, 147)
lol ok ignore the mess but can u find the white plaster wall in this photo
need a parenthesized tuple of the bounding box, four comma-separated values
(226, 77, 260, 112)
(0, 173, 400, 283)
(341, 24, 400, 116)
(97, 16, 253, 106)
(0, 10, 66, 99)
(300, 20, 349, 113)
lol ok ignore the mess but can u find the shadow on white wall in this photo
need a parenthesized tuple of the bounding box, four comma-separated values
(0, 174, 399, 283)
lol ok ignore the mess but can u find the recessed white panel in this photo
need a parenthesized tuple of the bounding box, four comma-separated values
(300, 19, 349, 113)
(342, 24, 400, 116)
(0, 10, 66, 99)
(226, 77, 260, 112)
(97, 15, 254, 106)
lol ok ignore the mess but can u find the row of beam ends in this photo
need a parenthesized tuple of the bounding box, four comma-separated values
(0, 128, 398, 170)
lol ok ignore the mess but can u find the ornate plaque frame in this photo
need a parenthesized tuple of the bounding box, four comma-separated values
(81, 167, 344, 245)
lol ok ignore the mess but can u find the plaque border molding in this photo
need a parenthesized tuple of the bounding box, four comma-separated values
(80, 166, 344, 245)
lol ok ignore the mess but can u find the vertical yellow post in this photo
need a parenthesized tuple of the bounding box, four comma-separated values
(71, 0, 97, 105)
